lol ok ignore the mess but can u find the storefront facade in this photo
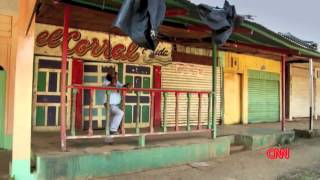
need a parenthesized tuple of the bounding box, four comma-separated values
(223, 52, 281, 124)
(32, 23, 223, 131)
(289, 63, 320, 120)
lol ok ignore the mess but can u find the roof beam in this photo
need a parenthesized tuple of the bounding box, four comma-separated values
(165, 8, 188, 17)
(226, 41, 299, 55)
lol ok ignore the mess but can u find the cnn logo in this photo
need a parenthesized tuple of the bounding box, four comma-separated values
(266, 147, 290, 160)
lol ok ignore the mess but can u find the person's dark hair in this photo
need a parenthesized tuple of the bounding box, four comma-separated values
(106, 74, 113, 81)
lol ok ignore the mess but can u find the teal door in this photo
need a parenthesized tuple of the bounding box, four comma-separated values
(248, 70, 280, 123)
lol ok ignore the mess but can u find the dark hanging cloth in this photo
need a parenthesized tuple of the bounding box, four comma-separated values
(198, 1, 238, 45)
(113, 0, 166, 50)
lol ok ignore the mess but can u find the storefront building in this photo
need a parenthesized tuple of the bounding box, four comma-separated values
(288, 62, 320, 120)
(223, 52, 281, 124)
(32, 23, 223, 131)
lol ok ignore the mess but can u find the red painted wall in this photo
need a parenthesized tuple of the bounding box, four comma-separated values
(153, 66, 161, 127)
(72, 58, 83, 129)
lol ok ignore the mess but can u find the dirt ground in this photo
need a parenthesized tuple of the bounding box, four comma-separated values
(99, 137, 320, 180)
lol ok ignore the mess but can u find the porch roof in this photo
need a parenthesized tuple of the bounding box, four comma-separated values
(38, 0, 320, 60)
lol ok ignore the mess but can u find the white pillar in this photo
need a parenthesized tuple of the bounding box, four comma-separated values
(309, 58, 314, 130)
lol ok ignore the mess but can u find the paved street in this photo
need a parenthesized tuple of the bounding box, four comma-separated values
(100, 137, 320, 180)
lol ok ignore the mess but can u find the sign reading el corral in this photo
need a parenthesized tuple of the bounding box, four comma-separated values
(34, 23, 172, 65)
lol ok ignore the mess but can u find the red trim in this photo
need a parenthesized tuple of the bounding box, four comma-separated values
(71, 58, 83, 129)
(226, 42, 299, 55)
(165, 8, 188, 17)
(67, 85, 211, 94)
(153, 66, 162, 128)
(60, 5, 70, 151)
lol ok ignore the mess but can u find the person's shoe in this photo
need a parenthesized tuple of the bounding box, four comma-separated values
(110, 131, 119, 135)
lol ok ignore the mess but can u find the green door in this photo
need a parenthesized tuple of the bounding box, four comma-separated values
(124, 64, 152, 128)
(248, 70, 280, 123)
(0, 68, 7, 148)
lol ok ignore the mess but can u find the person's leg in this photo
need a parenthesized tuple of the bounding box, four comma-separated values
(110, 105, 124, 132)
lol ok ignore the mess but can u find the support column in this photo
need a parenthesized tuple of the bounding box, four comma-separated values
(211, 42, 217, 139)
(11, 0, 37, 179)
(281, 55, 286, 131)
(60, 5, 70, 151)
(309, 58, 314, 130)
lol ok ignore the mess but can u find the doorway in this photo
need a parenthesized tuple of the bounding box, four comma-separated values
(224, 72, 242, 124)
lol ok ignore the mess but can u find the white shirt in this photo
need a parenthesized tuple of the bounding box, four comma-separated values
(103, 79, 123, 105)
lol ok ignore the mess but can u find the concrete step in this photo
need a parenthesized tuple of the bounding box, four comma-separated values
(230, 144, 246, 154)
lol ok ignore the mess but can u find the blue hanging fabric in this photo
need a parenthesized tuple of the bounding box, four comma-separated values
(113, 0, 166, 50)
(198, 1, 239, 45)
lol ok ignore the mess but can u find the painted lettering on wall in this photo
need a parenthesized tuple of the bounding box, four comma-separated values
(34, 24, 173, 65)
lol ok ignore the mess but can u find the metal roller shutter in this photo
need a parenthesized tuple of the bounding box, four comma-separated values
(161, 62, 221, 126)
(290, 65, 309, 118)
(248, 70, 280, 123)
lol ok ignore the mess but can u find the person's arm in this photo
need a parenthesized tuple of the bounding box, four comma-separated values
(116, 81, 124, 88)
(117, 81, 132, 88)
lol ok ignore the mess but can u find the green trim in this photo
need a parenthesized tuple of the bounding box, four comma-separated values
(11, 160, 35, 180)
(0, 71, 12, 150)
(248, 70, 280, 123)
(162, 92, 168, 132)
(83, 76, 98, 83)
(35, 107, 45, 126)
(138, 135, 145, 147)
(242, 21, 320, 58)
(219, 51, 225, 125)
(125, 105, 132, 123)
(212, 43, 217, 139)
(0, 71, 6, 149)
(125, 75, 133, 86)
(0, 135, 12, 150)
(248, 70, 280, 81)
(141, 106, 149, 123)
(84, 108, 98, 116)
(71, 0, 119, 12)
(117, 63, 124, 82)
(235, 130, 295, 150)
(37, 72, 46, 92)
(36, 138, 230, 179)
(231, 33, 263, 45)
(187, 93, 191, 131)
(95, 90, 105, 105)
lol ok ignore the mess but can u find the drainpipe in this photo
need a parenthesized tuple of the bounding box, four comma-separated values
(309, 58, 314, 130)
(212, 39, 217, 139)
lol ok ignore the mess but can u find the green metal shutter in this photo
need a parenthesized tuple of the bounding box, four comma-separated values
(248, 70, 280, 123)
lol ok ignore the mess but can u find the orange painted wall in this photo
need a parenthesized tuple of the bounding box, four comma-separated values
(0, 0, 36, 136)
(0, 9, 17, 135)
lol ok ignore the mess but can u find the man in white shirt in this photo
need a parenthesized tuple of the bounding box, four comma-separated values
(103, 69, 131, 135)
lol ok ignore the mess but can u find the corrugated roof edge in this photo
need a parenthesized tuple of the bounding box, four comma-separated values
(242, 20, 320, 58)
